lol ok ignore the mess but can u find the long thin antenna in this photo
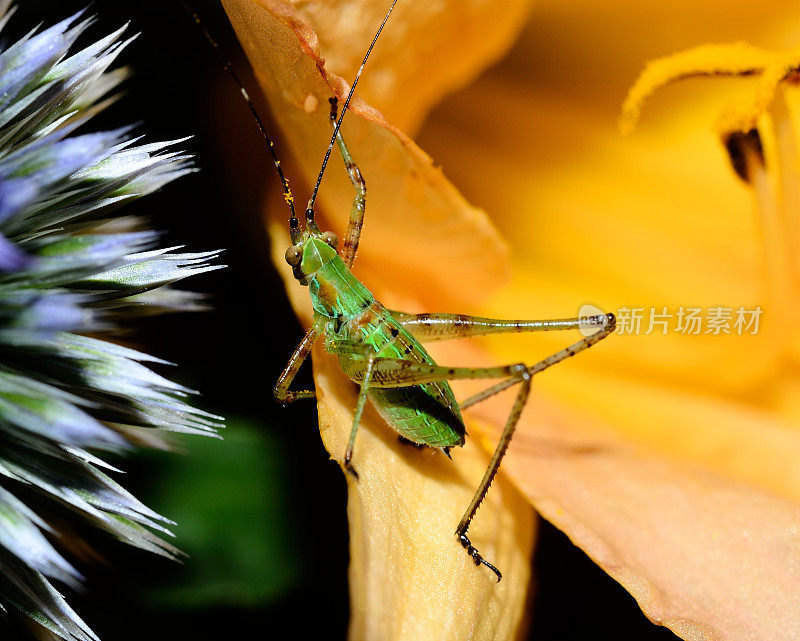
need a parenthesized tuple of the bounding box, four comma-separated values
(304, 0, 398, 227)
(177, 0, 302, 244)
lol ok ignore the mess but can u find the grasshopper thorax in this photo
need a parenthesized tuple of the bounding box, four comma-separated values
(284, 231, 339, 284)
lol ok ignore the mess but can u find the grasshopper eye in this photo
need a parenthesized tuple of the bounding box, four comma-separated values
(322, 231, 338, 249)
(285, 246, 302, 267)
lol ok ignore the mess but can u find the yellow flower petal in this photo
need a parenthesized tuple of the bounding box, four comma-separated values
(410, 3, 800, 636)
(418, 41, 800, 500)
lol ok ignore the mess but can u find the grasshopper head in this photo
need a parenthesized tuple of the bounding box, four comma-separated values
(284, 231, 339, 284)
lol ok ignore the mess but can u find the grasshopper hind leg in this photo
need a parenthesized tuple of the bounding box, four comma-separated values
(453, 319, 615, 581)
(389, 311, 616, 579)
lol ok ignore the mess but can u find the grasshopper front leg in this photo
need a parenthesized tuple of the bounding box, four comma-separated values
(273, 326, 320, 403)
(329, 97, 367, 269)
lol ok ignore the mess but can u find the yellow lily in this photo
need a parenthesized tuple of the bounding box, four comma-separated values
(219, 1, 800, 639)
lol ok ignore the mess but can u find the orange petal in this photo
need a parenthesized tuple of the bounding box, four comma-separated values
(466, 389, 800, 641)
(283, 0, 535, 134)
(220, 0, 520, 309)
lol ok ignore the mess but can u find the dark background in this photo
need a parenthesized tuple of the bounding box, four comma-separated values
(1, 2, 677, 639)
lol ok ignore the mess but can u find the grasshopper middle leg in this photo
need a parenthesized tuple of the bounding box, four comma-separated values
(328, 351, 533, 579)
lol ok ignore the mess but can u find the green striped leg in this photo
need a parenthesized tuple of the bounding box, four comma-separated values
(392, 311, 613, 342)
(391, 310, 616, 407)
(344, 352, 377, 478)
(321, 339, 376, 478)
(329, 97, 366, 268)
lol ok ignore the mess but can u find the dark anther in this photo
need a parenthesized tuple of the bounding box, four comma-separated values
(785, 68, 800, 86)
(724, 129, 764, 184)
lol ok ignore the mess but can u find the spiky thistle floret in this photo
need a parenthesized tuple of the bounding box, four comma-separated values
(0, 3, 222, 640)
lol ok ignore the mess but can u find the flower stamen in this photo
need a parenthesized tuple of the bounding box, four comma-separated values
(735, 127, 795, 329)
(620, 42, 800, 136)
(622, 42, 800, 343)
(767, 90, 800, 283)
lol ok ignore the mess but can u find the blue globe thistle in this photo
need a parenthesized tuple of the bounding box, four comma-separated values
(0, 4, 222, 639)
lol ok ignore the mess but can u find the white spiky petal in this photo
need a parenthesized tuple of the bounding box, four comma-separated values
(0, 5, 221, 639)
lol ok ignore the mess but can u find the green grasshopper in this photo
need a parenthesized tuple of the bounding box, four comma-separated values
(270, 2, 616, 579)
(193, 0, 615, 579)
